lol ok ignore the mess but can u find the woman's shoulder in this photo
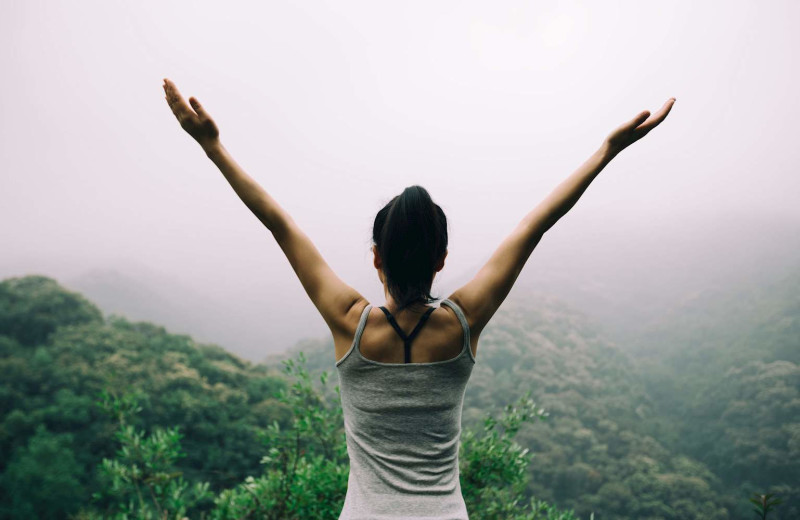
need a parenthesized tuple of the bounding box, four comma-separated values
(349, 298, 372, 325)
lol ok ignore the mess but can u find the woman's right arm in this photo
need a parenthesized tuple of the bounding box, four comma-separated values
(449, 98, 676, 340)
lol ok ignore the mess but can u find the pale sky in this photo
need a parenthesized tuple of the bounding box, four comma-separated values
(2, 1, 799, 359)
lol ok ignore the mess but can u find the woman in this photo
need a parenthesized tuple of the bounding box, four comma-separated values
(163, 78, 675, 519)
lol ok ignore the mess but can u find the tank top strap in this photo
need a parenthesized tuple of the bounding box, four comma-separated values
(439, 298, 476, 363)
(336, 303, 372, 367)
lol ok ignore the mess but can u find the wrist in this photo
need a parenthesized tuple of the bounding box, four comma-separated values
(599, 140, 619, 162)
(201, 139, 224, 158)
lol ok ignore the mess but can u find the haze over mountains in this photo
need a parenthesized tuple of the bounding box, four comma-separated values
(7, 210, 798, 362)
(3, 210, 793, 362)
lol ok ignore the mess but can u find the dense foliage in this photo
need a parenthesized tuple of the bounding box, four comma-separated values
(625, 270, 800, 519)
(1, 273, 795, 518)
(281, 292, 739, 520)
(0, 276, 286, 518)
(0, 276, 577, 519)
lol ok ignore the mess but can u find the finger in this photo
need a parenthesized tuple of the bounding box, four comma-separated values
(164, 78, 195, 117)
(165, 80, 189, 112)
(638, 97, 676, 132)
(163, 79, 199, 127)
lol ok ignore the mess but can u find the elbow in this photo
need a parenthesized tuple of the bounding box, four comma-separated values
(265, 210, 293, 238)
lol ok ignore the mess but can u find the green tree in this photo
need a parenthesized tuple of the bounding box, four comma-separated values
(749, 492, 783, 519)
(0, 424, 85, 519)
(82, 390, 213, 519)
(0, 275, 103, 347)
(211, 352, 580, 520)
(210, 352, 351, 520)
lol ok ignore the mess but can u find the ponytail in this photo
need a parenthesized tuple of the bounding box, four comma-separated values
(372, 185, 448, 311)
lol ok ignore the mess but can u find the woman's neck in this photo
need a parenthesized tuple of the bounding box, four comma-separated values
(382, 296, 434, 315)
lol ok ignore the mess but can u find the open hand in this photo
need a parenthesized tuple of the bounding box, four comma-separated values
(604, 97, 676, 156)
(163, 78, 219, 148)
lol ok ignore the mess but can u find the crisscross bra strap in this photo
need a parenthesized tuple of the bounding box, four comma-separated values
(378, 306, 436, 363)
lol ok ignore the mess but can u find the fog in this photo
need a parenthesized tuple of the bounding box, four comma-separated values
(2, 0, 799, 361)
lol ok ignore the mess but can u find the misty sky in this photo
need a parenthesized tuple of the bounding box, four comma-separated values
(2, 1, 798, 359)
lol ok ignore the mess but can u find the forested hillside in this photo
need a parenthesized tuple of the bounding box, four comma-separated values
(277, 291, 742, 520)
(0, 276, 288, 517)
(0, 276, 568, 519)
(1, 274, 795, 519)
(626, 268, 800, 518)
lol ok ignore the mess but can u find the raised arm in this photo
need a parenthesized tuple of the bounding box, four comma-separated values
(449, 98, 676, 340)
(162, 78, 365, 337)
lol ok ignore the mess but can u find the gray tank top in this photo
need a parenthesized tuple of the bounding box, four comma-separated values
(335, 298, 477, 519)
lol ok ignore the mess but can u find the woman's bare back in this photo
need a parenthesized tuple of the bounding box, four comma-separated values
(335, 302, 478, 364)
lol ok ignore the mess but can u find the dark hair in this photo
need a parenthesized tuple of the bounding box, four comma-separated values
(373, 185, 448, 312)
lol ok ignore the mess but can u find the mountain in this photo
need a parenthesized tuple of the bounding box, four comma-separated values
(9, 211, 795, 365)
(277, 289, 739, 520)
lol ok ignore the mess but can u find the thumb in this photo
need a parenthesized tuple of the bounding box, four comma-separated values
(189, 97, 208, 118)
(628, 110, 650, 130)
(613, 110, 650, 137)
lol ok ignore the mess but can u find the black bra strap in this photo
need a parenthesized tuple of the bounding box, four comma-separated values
(378, 306, 436, 363)
(406, 307, 436, 344)
(378, 306, 408, 340)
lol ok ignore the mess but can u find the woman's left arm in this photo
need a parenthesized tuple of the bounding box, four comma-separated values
(163, 78, 365, 336)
